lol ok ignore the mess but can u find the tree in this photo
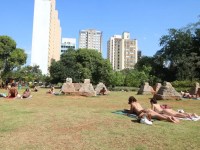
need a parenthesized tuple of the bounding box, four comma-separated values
(110, 71, 125, 87)
(135, 56, 154, 71)
(124, 69, 149, 87)
(11, 65, 43, 83)
(0, 36, 27, 79)
(154, 28, 196, 81)
(49, 49, 113, 85)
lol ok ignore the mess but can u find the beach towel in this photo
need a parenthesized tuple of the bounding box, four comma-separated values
(112, 110, 138, 118)
(112, 110, 155, 125)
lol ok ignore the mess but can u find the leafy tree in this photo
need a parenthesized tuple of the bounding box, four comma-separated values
(0, 36, 27, 79)
(135, 56, 154, 71)
(49, 49, 113, 85)
(11, 65, 43, 83)
(110, 71, 125, 87)
(154, 28, 196, 81)
(124, 69, 149, 87)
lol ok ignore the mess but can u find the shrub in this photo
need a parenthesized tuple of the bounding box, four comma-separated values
(108, 86, 139, 92)
(171, 80, 200, 92)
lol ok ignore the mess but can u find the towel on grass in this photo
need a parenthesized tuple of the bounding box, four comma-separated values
(112, 110, 138, 118)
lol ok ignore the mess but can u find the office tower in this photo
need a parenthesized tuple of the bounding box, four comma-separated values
(31, 0, 61, 74)
(107, 32, 138, 70)
(61, 38, 76, 54)
(79, 29, 102, 53)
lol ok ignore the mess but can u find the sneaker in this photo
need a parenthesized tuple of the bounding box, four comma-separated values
(177, 109, 184, 113)
(140, 116, 153, 125)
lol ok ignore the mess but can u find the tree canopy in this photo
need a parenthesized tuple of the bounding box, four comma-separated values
(0, 36, 27, 79)
(49, 48, 113, 85)
(135, 18, 200, 82)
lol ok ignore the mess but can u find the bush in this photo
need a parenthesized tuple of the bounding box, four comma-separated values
(108, 86, 139, 92)
(171, 80, 200, 92)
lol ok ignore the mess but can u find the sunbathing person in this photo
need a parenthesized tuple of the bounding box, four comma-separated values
(150, 98, 199, 119)
(128, 96, 179, 123)
(21, 88, 32, 99)
(47, 86, 55, 94)
(99, 87, 106, 95)
(33, 85, 38, 92)
(7, 83, 19, 98)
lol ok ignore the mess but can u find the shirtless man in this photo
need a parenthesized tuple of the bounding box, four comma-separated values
(7, 83, 19, 98)
(128, 96, 179, 123)
(150, 98, 198, 119)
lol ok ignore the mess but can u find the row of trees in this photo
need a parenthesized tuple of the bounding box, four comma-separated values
(49, 48, 155, 87)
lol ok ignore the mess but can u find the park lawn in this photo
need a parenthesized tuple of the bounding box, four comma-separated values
(0, 88, 200, 150)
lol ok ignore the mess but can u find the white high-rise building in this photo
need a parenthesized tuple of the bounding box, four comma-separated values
(31, 0, 61, 74)
(61, 38, 76, 54)
(79, 29, 102, 53)
(107, 32, 138, 70)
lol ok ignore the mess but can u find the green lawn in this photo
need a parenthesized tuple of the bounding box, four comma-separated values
(0, 88, 200, 150)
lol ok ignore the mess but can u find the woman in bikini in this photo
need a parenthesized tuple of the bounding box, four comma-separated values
(150, 98, 198, 119)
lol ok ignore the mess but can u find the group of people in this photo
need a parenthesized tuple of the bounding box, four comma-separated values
(127, 96, 199, 125)
(0, 83, 35, 99)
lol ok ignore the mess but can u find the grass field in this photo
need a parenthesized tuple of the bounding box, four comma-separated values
(0, 88, 200, 150)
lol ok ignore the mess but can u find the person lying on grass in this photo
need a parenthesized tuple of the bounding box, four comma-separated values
(150, 98, 199, 119)
(128, 96, 179, 123)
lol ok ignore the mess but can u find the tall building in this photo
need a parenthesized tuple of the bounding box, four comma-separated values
(31, 0, 61, 74)
(79, 29, 102, 53)
(61, 38, 76, 54)
(107, 32, 138, 70)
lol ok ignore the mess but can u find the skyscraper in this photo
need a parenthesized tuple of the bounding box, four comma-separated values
(31, 0, 61, 74)
(107, 32, 138, 70)
(79, 29, 102, 53)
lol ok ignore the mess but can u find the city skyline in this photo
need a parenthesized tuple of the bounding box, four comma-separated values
(0, 0, 200, 65)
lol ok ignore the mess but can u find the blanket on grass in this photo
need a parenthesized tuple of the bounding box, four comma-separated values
(112, 109, 138, 118)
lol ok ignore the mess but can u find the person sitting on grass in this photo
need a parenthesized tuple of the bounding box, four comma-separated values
(196, 88, 200, 98)
(7, 83, 20, 98)
(128, 96, 179, 124)
(21, 88, 32, 99)
(46, 86, 55, 94)
(99, 87, 106, 95)
(150, 98, 199, 119)
(33, 85, 38, 92)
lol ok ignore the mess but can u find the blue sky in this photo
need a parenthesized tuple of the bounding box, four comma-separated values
(0, 0, 200, 65)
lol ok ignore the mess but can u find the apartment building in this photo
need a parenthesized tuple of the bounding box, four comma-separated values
(79, 29, 102, 53)
(107, 32, 138, 70)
